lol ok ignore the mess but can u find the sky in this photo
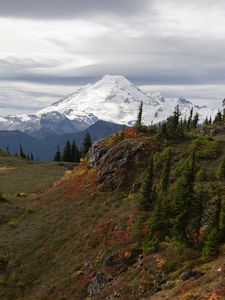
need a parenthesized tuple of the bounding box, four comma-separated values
(0, 0, 225, 115)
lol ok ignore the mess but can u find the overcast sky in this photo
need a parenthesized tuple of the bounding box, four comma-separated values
(0, 0, 225, 115)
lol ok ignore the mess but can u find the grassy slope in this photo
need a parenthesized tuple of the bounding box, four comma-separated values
(1, 129, 225, 299)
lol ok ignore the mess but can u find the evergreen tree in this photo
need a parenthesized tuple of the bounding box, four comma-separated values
(19, 144, 26, 159)
(71, 140, 80, 163)
(135, 100, 143, 127)
(214, 110, 222, 123)
(192, 184, 204, 241)
(192, 113, 199, 128)
(6, 146, 10, 155)
(160, 147, 172, 193)
(62, 140, 72, 162)
(202, 228, 219, 259)
(82, 132, 92, 156)
(187, 107, 193, 129)
(138, 156, 156, 211)
(173, 153, 196, 243)
(54, 146, 61, 162)
(148, 193, 169, 240)
(202, 190, 222, 259)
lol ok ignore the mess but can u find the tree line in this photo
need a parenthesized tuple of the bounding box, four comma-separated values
(54, 132, 92, 162)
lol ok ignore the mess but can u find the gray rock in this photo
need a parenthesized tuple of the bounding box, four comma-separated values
(87, 273, 108, 296)
(180, 270, 204, 281)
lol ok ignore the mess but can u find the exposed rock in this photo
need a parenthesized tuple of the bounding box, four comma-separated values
(179, 270, 204, 281)
(88, 138, 148, 190)
(75, 270, 83, 277)
(87, 273, 108, 297)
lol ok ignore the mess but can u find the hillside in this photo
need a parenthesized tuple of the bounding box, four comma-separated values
(1, 116, 225, 299)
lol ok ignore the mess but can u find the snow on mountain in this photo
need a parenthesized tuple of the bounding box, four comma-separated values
(0, 75, 218, 137)
(37, 75, 159, 126)
(37, 75, 217, 125)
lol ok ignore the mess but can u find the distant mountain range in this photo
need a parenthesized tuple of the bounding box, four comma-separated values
(0, 75, 218, 160)
(0, 121, 124, 161)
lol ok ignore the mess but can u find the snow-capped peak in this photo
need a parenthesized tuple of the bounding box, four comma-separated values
(37, 74, 159, 126)
(0, 75, 218, 137)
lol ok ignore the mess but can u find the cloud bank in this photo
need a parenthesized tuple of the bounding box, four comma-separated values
(0, 0, 225, 114)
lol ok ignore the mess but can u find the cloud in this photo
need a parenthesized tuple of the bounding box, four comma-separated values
(0, 0, 150, 19)
(0, 0, 225, 115)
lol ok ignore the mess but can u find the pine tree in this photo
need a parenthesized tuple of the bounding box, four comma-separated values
(54, 146, 61, 162)
(135, 100, 143, 128)
(6, 146, 10, 155)
(138, 156, 156, 211)
(202, 190, 222, 258)
(191, 184, 204, 241)
(192, 113, 199, 128)
(62, 140, 72, 162)
(19, 144, 26, 159)
(173, 153, 196, 243)
(187, 107, 193, 129)
(214, 110, 222, 123)
(30, 153, 34, 161)
(82, 132, 92, 156)
(160, 147, 172, 193)
(202, 228, 219, 259)
(148, 193, 169, 240)
(71, 140, 80, 163)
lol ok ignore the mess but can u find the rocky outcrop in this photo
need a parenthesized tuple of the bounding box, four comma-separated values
(87, 138, 149, 190)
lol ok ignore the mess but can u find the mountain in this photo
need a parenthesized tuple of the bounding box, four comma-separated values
(0, 121, 125, 160)
(0, 75, 218, 138)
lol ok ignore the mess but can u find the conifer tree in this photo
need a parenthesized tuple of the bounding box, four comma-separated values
(173, 152, 196, 243)
(160, 147, 172, 193)
(148, 193, 169, 240)
(62, 140, 72, 162)
(138, 156, 156, 211)
(187, 107, 193, 129)
(192, 113, 199, 128)
(202, 190, 222, 258)
(54, 146, 61, 162)
(82, 132, 92, 156)
(30, 153, 34, 161)
(19, 144, 26, 159)
(202, 228, 219, 259)
(135, 100, 143, 127)
(192, 183, 204, 241)
(71, 140, 80, 163)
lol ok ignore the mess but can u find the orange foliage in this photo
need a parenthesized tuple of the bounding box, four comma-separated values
(205, 288, 225, 300)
